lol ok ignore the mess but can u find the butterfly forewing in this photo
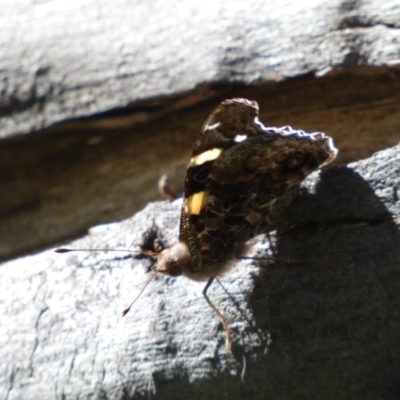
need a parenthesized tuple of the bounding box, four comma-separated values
(179, 98, 337, 276)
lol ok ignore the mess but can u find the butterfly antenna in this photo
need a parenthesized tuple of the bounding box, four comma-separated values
(55, 248, 158, 257)
(55, 247, 160, 316)
(121, 270, 159, 317)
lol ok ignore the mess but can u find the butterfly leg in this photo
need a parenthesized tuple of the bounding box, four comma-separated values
(203, 277, 232, 350)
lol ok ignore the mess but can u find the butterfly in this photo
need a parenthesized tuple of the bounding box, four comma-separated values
(140, 98, 337, 348)
(58, 98, 337, 350)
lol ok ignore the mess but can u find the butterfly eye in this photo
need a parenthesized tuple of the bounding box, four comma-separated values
(168, 261, 183, 277)
(284, 152, 307, 171)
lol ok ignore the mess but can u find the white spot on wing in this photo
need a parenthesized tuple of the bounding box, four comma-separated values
(234, 134, 247, 143)
(191, 148, 223, 166)
(205, 122, 221, 130)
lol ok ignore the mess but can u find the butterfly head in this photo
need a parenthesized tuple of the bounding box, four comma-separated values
(156, 242, 192, 277)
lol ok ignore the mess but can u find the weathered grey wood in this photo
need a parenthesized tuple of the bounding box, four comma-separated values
(2, 0, 400, 138)
(1, 0, 400, 261)
(1, 142, 399, 399)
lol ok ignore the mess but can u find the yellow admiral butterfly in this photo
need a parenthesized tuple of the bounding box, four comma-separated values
(58, 98, 337, 350)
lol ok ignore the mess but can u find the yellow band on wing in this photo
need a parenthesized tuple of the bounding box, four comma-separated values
(188, 191, 205, 215)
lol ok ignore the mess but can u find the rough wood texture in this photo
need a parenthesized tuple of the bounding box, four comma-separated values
(1, 0, 400, 261)
(3, 0, 399, 138)
(1, 143, 399, 399)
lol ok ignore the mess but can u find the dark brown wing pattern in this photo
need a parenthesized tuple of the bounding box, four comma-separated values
(177, 99, 337, 278)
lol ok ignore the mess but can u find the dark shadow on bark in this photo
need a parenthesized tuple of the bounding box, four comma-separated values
(121, 167, 400, 399)
(249, 166, 400, 399)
